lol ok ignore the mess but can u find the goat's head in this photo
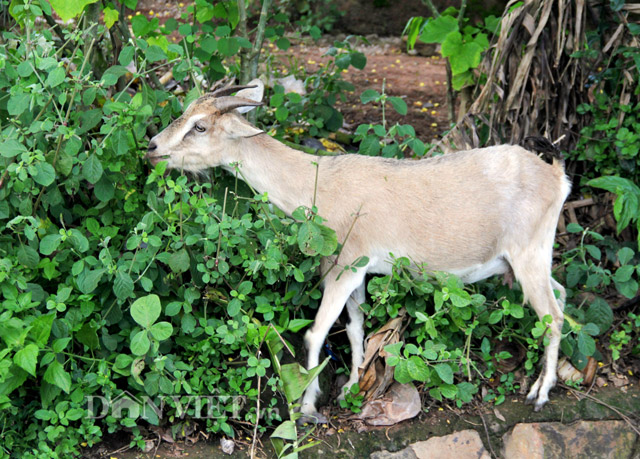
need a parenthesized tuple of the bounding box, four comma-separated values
(146, 79, 264, 172)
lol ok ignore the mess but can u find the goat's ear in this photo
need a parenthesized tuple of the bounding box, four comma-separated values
(234, 78, 264, 113)
(224, 115, 264, 139)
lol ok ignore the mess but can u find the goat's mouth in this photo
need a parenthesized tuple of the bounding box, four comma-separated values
(146, 154, 170, 166)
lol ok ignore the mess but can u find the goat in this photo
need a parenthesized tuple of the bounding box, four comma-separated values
(146, 79, 571, 423)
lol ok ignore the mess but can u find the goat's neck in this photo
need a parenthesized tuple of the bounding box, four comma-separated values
(223, 134, 320, 215)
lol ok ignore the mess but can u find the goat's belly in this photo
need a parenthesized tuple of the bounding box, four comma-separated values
(449, 256, 510, 283)
(365, 253, 510, 284)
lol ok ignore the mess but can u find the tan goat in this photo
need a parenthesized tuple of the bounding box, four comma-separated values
(146, 79, 571, 423)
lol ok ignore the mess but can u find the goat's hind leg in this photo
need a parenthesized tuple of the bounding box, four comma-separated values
(337, 283, 366, 401)
(300, 272, 365, 423)
(515, 262, 565, 411)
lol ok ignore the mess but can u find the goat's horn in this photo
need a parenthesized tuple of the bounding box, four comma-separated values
(210, 84, 258, 98)
(214, 96, 263, 114)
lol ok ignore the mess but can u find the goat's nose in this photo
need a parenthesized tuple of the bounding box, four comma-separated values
(148, 141, 158, 152)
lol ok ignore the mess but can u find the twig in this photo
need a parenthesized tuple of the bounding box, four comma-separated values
(559, 383, 640, 435)
(478, 412, 497, 459)
(250, 366, 262, 459)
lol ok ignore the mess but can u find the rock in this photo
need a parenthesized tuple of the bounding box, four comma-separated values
(357, 382, 421, 426)
(371, 430, 490, 459)
(370, 448, 417, 459)
(503, 420, 638, 459)
(410, 430, 490, 459)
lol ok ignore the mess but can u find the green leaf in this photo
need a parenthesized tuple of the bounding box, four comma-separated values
(103, 6, 119, 29)
(48, 0, 98, 21)
(577, 332, 596, 356)
(101, 65, 128, 87)
(14, 343, 39, 376)
(17, 245, 39, 268)
(76, 268, 105, 294)
(271, 420, 296, 441)
(130, 330, 150, 355)
(8, 93, 30, 116)
(169, 248, 190, 273)
(297, 221, 324, 256)
(43, 360, 71, 393)
(82, 155, 103, 184)
(388, 97, 407, 115)
(131, 294, 161, 328)
(31, 161, 55, 186)
(68, 229, 89, 253)
(149, 322, 173, 341)
(434, 363, 454, 384)
(420, 15, 458, 44)
(360, 89, 380, 104)
(279, 358, 330, 404)
(45, 66, 66, 88)
(407, 355, 430, 382)
(39, 234, 62, 256)
(30, 314, 55, 347)
(359, 135, 381, 156)
(145, 45, 166, 63)
(119, 46, 135, 66)
(351, 52, 367, 69)
(617, 247, 635, 265)
(76, 323, 99, 350)
(1, 139, 27, 158)
(113, 271, 134, 300)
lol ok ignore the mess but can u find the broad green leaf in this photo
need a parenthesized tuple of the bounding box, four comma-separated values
(119, 46, 135, 66)
(360, 89, 380, 104)
(30, 314, 55, 347)
(434, 363, 454, 384)
(39, 234, 62, 256)
(45, 66, 66, 88)
(130, 330, 150, 355)
(8, 93, 30, 116)
(76, 323, 99, 350)
(271, 420, 296, 441)
(82, 155, 103, 184)
(68, 229, 89, 253)
(131, 294, 161, 328)
(103, 6, 119, 29)
(1, 139, 27, 158)
(351, 52, 367, 69)
(31, 161, 56, 186)
(48, 0, 98, 21)
(420, 15, 458, 44)
(279, 358, 330, 404)
(359, 135, 381, 156)
(17, 245, 39, 268)
(113, 271, 134, 300)
(297, 221, 324, 256)
(617, 247, 635, 265)
(149, 322, 173, 341)
(577, 331, 596, 356)
(169, 248, 190, 273)
(43, 360, 71, 393)
(407, 355, 430, 382)
(145, 45, 166, 63)
(76, 268, 105, 294)
(14, 343, 39, 376)
(388, 97, 407, 115)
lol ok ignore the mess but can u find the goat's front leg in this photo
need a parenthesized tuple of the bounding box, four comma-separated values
(300, 272, 366, 423)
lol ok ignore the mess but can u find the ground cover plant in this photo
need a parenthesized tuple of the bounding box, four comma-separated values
(0, 0, 638, 457)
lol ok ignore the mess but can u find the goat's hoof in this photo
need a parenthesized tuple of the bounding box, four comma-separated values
(524, 395, 536, 406)
(297, 411, 328, 425)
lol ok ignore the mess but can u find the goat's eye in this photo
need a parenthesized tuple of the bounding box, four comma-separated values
(194, 124, 206, 133)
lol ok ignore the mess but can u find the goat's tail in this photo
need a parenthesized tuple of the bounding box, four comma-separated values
(523, 136, 565, 168)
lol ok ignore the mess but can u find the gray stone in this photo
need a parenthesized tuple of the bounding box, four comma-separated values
(409, 430, 490, 459)
(503, 420, 638, 459)
(370, 448, 418, 459)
